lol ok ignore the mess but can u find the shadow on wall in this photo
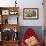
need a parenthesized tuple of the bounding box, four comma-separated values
(18, 26, 43, 44)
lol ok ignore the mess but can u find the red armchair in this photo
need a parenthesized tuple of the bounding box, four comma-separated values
(21, 28, 41, 46)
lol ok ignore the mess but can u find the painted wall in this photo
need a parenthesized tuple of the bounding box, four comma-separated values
(18, 0, 44, 26)
(0, 0, 44, 26)
(19, 26, 43, 44)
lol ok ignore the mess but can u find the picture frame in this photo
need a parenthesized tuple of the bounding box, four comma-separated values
(2, 10, 9, 15)
(23, 8, 39, 20)
(9, 10, 18, 15)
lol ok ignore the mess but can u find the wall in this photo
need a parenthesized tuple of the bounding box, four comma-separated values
(18, 0, 44, 26)
(0, 0, 44, 45)
(0, 0, 44, 26)
(18, 26, 43, 44)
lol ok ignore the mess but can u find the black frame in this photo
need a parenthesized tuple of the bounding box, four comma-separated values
(23, 8, 39, 20)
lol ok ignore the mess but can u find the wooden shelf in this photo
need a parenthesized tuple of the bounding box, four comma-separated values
(0, 7, 19, 46)
(0, 7, 19, 24)
(0, 7, 19, 15)
(0, 24, 19, 32)
(1, 40, 19, 46)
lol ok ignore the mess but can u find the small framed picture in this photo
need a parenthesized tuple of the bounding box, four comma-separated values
(2, 10, 9, 15)
(9, 11, 18, 15)
(9, 10, 18, 15)
(23, 8, 39, 20)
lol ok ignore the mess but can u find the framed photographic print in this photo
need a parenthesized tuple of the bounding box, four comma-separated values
(2, 10, 9, 15)
(9, 10, 18, 15)
(23, 8, 39, 20)
(9, 10, 15, 15)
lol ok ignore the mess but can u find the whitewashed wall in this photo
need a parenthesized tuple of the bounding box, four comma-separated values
(18, 0, 44, 26)
(0, 0, 44, 26)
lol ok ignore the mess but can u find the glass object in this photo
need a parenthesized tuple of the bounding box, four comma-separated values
(1, 28, 18, 41)
(2, 16, 8, 24)
(2, 28, 13, 41)
(13, 32, 18, 41)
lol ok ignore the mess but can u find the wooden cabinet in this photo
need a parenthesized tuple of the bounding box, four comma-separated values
(0, 7, 19, 46)
(2, 41, 19, 46)
(0, 7, 19, 24)
(0, 41, 19, 46)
